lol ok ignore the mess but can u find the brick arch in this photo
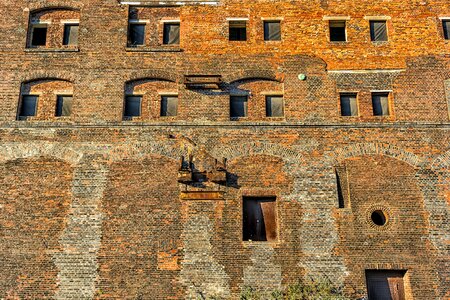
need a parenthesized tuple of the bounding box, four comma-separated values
(28, 3, 83, 12)
(210, 142, 302, 162)
(109, 142, 185, 163)
(0, 143, 83, 165)
(20, 71, 76, 85)
(328, 143, 424, 168)
(226, 70, 282, 83)
(125, 70, 178, 84)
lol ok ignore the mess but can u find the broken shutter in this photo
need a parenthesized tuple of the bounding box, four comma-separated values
(372, 93, 390, 116)
(230, 96, 248, 118)
(266, 96, 284, 117)
(260, 200, 277, 241)
(340, 93, 358, 116)
(164, 23, 180, 45)
(124, 96, 141, 117)
(63, 24, 79, 45)
(264, 21, 281, 41)
(20, 95, 38, 117)
(161, 96, 178, 116)
(370, 21, 388, 41)
(56, 95, 73, 116)
(443, 20, 450, 40)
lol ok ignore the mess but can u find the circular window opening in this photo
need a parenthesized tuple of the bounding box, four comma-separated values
(371, 210, 387, 226)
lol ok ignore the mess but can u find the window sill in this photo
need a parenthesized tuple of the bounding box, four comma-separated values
(242, 241, 280, 248)
(126, 46, 182, 52)
(25, 47, 80, 53)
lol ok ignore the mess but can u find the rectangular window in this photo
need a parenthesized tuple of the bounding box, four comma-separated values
(340, 93, 358, 116)
(160, 95, 178, 117)
(329, 20, 346, 42)
(230, 95, 248, 118)
(366, 270, 406, 300)
(243, 197, 277, 242)
(63, 24, 79, 46)
(443, 20, 450, 40)
(124, 96, 142, 118)
(128, 23, 146, 46)
(264, 21, 281, 41)
(19, 95, 38, 118)
(31, 25, 47, 46)
(163, 23, 180, 45)
(265, 95, 284, 117)
(370, 21, 388, 41)
(229, 21, 247, 41)
(372, 92, 390, 116)
(55, 95, 73, 117)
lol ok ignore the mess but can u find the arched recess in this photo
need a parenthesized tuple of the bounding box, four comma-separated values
(0, 143, 82, 165)
(125, 70, 178, 84)
(226, 70, 281, 84)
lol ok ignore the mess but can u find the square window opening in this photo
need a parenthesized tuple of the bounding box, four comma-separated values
(372, 92, 390, 116)
(370, 21, 388, 42)
(160, 95, 178, 117)
(340, 93, 358, 116)
(366, 270, 406, 300)
(63, 24, 79, 46)
(31, 26, 47, 46)
(230, 95, 248, 118)
(55, 95, 73, 117)
(19, 95, 38, 118)
(329, 20, 346, 42)
(243, 197, 277, 242)
(229, 21, 247, 41)
(128, 23, 146, 47)
(264, 21, 281, 41)
(266, 95, 284, 117)
(163, 23, 180, 45)
(443, 20, 450, 40)
(124, 96, 142, 118)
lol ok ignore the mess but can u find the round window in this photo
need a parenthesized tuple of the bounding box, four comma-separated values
(371, 210, 387, 226)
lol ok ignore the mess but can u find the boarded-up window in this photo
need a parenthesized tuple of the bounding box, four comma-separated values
(163, 23, 180, 45)
(243, 197, 277, 242)
(19, 95, 38, 117)
(124, 96, 142, 117)
(370, 21, 388, 42)
(264, 21, 281, 41)
(229, 21, 247, 41)
(63, 24, 79, 46)
(230, 95, 248, 118)
(443, 20, 450, 40)
(340, 93, 358, 116)
(372, 92, 390, 116)
(366, 270, 406, 300)
(31, 26, 47, 46)
(55, 95, 73, 117)
(266, 96, 284, 117)
(329, 20, 346, 42)
(161, 96, 178, 117)
(128, 23, 145, 46)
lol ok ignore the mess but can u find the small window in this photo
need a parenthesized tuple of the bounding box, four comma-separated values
(265, 96, 284, 117)
(366, 270, 406, 300)
(63, 24, 79, 46)
(372, 92, 390, 116)
(55, 95, 73, 117)
(329, 20, 346, 42)
(31, 25, 47, 46)
(160, 95, 178, 117)
(128, 23, 146, 47)
(230, 95, 248, 118)
(370, 21, 388, 42)
(264, 21, 281, 41)
(229, 21, 247, 41)
(163, 23, 180, 45)
(340, 93, 358, 116)
(443, 20, 450, 40)
(124, 96, 142, 118)
(19, 95, 38, 118)
(243, 197, 277, 242)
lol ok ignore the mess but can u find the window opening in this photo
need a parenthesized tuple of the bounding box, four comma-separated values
(443, 20, 450, 40)
(19, 95, 38, 118)
(31, 26, 47, 46)
(229, 21, 247, 41)
(230, 95, 248, 118)
(370, 21, 388, 41)
(63, 24, 79, 46)
(372, 92, 390, 116)
(264, 21, 281, 41)
(163, 23, 180, 45)
(265, 95, 284, 117)
(128, 23, 146, 46)
(371, 210, 387, 226)
(329, 20, 346, 42)
(124, 96, 142, 118)
(55, 95, 73, 117)
(366, 270, 406, 300)
(340, 93, 358, 116)
(160, 95, 178, 117)
(243, 197, 277, 242)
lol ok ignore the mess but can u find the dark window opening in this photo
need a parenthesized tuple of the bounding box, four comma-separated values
(372, 92, 390, 116)
(336, 169, 345, 208)
(443, 20, 450, 40)
(160, 96, 178, 117)
(18, 95, 38, 118)
(124, 96, 142, 118)
(230, 95, 248, 118)
(264, 21, 281, 41)
(329, 20, 346, 42)
(63, 24, 79, 46)
(55, 95, 73, 117)
(366, 270, 406, 300)
(163, 23, 180, 45)
(370, 21, 388, 42)
(229, 21, 247, 41)
(31, 26, 47, 46)
(243, 197, 277, 242)
(266, 95, 284, 117)
(371, 210, 387, 226)
(128, 23, 146, 47)
(340, 93, 358, 116)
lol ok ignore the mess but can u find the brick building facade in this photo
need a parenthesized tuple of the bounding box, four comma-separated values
(0, 0, 449, 299)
